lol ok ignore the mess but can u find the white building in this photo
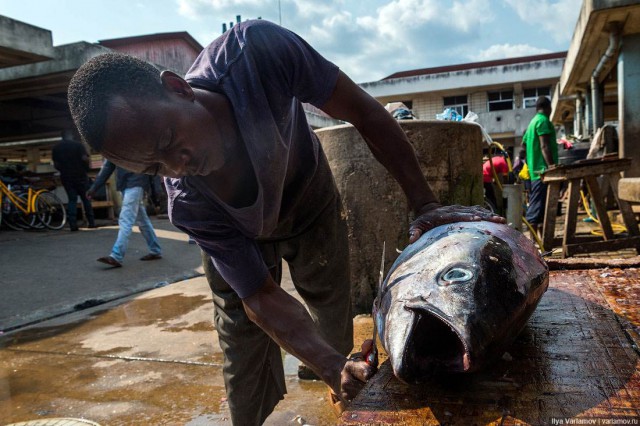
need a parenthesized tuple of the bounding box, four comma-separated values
(360, 52, 567, 150)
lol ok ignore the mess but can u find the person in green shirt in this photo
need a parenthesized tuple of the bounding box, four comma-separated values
(523, 95, 558, 237)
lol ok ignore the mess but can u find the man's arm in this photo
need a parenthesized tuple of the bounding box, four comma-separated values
(539, 134, 555, 167)
(88, 160, 116, 196)
(321, 71, 504, 242)
(321, 71, 438, 214)
(242, 275, 372, 402)
(80, 145, 91, 172)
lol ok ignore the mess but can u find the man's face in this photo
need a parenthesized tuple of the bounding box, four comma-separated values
(101, 93, 224, 178)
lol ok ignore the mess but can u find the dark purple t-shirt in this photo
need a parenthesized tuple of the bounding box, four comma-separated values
(165, 20, 340, 298)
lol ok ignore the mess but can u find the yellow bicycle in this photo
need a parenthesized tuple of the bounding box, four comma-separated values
(0, 178, 67, 230)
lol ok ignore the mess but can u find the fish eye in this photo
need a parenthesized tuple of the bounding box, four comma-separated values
(438, 265, 475, 286)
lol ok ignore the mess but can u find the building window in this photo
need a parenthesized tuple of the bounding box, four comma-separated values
(443, 95, 468, 117)
(488, 90, 514, 111)
(523, 87, 551, 108)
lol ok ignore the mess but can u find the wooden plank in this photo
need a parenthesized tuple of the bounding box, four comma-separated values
(540, 176, 566, 183)
(541, 158, 631, 181)
(563, 235, 640, 256)
(542, 181, 561, 252)
(90, 201, 114, 208)
(585, 175, 614, 240)
(562, 179, 581, 258)
(547, 256, 640, 270)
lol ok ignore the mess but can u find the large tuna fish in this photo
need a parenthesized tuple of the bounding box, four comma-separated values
(374, 221, 548, 383)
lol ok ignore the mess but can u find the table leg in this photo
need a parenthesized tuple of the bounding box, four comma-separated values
(585, 176, 614, 240)
(562, 179, 581, 258)
(542, 181, 561, 252)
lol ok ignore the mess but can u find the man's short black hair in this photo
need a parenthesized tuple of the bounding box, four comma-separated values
(67, 53, 166, 152)
(535, 96, 551, 110)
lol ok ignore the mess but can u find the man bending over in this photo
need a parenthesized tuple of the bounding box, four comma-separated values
(68, 20, 503, 425)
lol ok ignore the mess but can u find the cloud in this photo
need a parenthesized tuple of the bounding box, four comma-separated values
(471, 43, 552, 61)
(357, 0, 493, 40)
(172, 0, 569, 82)
(319, 0, 497, 81)
(503, 0, 582, 43)
(177, 0, 264, 20)
(290, 0, 337, 18)
(450, 0, 496, 32)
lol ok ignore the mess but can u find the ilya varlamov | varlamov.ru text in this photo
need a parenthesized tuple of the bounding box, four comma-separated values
(550, 418, 639, 425)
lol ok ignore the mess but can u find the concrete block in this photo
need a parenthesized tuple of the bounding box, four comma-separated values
(618, 177, 640, 202)
(316, 120, 483, 313)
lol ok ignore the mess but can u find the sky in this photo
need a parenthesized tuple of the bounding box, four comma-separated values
(0, 0, 582, 83)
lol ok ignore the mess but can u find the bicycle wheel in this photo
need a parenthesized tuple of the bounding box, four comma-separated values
(2, 196, 21, 230)
(2, 193, 34, 230)
(35, 191, 67, 230)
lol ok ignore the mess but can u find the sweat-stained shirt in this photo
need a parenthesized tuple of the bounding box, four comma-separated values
(165, 20, 341, 298)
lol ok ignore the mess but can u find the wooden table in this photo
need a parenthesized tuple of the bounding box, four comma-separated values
(340, 270, 640, 425)
(541, 157, 640, 257)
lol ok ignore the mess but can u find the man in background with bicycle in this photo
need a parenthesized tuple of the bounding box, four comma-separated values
(52, 129, 96, 231)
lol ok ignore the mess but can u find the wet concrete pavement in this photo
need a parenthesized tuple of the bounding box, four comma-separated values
(0, 270, 352, 425)
(0, 218, 203, 332)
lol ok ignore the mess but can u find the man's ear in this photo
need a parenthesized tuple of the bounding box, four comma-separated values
(160, 70, 195, 101)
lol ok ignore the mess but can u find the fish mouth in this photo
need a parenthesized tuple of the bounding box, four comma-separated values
(397, 306, 470, 382)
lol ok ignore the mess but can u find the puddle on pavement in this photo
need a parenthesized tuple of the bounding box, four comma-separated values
(0, 283, 375, 426)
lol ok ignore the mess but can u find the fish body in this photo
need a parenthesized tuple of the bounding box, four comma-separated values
(374, 221, 548, 383)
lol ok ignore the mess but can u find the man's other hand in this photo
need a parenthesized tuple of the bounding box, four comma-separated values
(409, 204, 506, 244)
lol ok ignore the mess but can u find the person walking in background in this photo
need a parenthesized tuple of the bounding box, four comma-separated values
(52, 129, 96, 231)
(87, 159, 161, 268)
(523, 96, 558, 238)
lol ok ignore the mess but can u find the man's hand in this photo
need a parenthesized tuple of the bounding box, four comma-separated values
(409, 204, 506, 244)
(243, 278, 376, 409)
(86, 189, 95, 200)
(339, 340, 377, 403)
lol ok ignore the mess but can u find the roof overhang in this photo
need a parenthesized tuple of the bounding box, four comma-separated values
(552, 0, 640, 122)
(0, 42, 111, 101)
(0, 42, 112, 160)
(361, 56, 565, 99)
(0, 15, 55, 68)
